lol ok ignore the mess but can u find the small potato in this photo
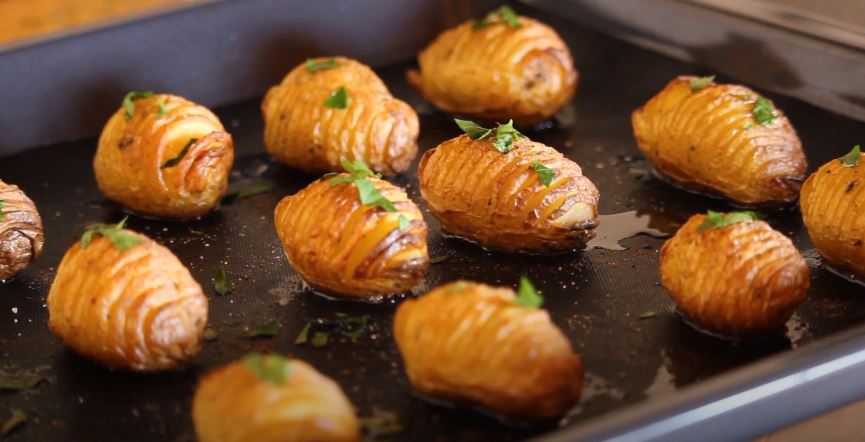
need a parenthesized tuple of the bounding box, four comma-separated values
(193, 354, 360, 442)
(274, 168, 428, 298)
(660, 212, 809, 335)
(632, 76, 806, 207)
(394, 280, 583, 420)
(94, 92, 234, 218)
(47, 222, 207, 371)
(0, 180, 43, 280)
(800, 147, 865, 278)
(407, 10, 577, 125)
(262, 56, 419, 176)
(418, 132, 598, 253)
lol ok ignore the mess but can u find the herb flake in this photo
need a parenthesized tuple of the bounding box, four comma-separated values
(161, 138, 197, 169)
(325, 86, 349, 109)
(1, 409, 26, 436)
(295, 314, 369, 348)
(0, 375, 41, 391)
(0, 200, 5, 221)
(515, 276, 543, 308)
(530, 161, 555, 186)
(311, 332, 329, 348)
(473, 5, 521, 30)
(305, 58, 341, 72)
(328, 159, 401, 214)
(454, 119, 524, 153)
(242, 353, 291, 385)
(752, 97, 775, 125)
(243, 320, 280, 338)
(398, 214, 410, 230)
(698, 210, 760, 232)
(294, 323, 311, 344)
(213, 268, 229, 295)
(455, 119, 492, 140)
(429, 255, 449, 264)
(81, 216, 142, 251)
(202, 328, 219, 342)
(840, 145, 861, 167)
(689, 75, 715, 92)
(156, 97, 168, 117)
(360, 409, 404, 440)
(639, 311, 657, 320)
(122, 91, 155, 119)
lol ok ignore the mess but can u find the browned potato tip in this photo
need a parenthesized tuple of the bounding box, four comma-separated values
(94, 91, 235, 218)
(394, 279, 583, 420)
(262, 56, 419, 176)
(0, 180, 43, 280)
(193, 354, 360, 442)
(274, 159, 429, 298)
(632, 76, 806, 207)
(660, 211, 809, 335)
(47, 219, 207, 371)
(801, 145, 865, 278)
(418, 122, 599, 253)
(407, 6, 577, 125)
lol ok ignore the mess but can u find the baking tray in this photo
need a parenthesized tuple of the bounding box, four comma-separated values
(2, 3, 865, 442)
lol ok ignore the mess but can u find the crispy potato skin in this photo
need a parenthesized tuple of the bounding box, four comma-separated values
(418, 135, 598, 253)
(0, 180, 43, 280)
(632, 77, 806, 207)
(94, 94, 234, 218)
(801, 154, 865, 278)
(660, 215, 809, 335)
(274, 176, 429, 298)
(394, 281, 583, 420)
(193, 358, 360, 442)
(47, 232, 207, 371)
(262, 56, 419, 176)
(407, 17, 577, 125)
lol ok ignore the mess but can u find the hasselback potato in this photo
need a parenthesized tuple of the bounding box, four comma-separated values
(193, 354, 360, 442)
(274, 160, 428, 298)
(262, 56, 419, 176)
(47, 219, 207, 371)
(801, 146, 865, 278)
(660, 211, 809, 335)
(632, 76, 806, 207)
(418, 124, 598, 253)
(407, 6, 577, 125)
(94, 92, 234, 218)
(0, 180, 43, 280)
(394, 280, 583, 420)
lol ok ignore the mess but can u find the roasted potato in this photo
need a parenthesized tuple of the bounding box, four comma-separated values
(660, 212, 809, 335)
(193, 354, 360, 442)
(0, 180, 43, 280)
(274, 162, 428, 298)
(94, 92, 234, 218)
(632, 76, 806, 207)
(418, 130, 598, 253)
(47, 220, 207, 371)
(394, 280, 583, 420)
(407, 7, 577, 125)
(262, 56, 419, 176)
(801, 146, 865, 278)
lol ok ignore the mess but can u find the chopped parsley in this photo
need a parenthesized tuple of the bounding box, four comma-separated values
(689, 75, 715, 92)
(295, 314, 370, 348)
(213, 268, 229, 295)
(473, 5, 521, 30)
(243, 320, 280, 338)
(752, 97, 775, 125)
(360, 409, 404, 439)
(454, 118, 524, 153)
(242, 353, 291, 385)
(398, 214, 410, 230)
(160, 138, 197, 169)
(454, 119, 492, 140)
(429, 255, 449, 264)
(515, 276, 543, 308)
(328, 159, 400, 213)
(1, 409, 26, 436)
(81, 216, 142, 251)
(530, 161, 555, 186)
(325, 86, 349, 109)
(122, 90, 155, 119)
(305, 58, 341, 72)
(222, 180, 275, 204)
(0, 200, 5, 221)
(639, 311, 657, 320)
(697, 210, 760, 232)
(202, 327, 219, 342)
(156, 97, 168, 117)
(840, 145, 861, 167)
(0, 374, 41, 391)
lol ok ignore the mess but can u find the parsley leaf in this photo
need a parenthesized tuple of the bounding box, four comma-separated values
(515, 276, 543, 308)
(0, 200, 5, 221)
(295, 314, 369, 348)
(295, 323, 311, 344)
(223, 180, 275, 204)
(0, 374, 41, 391)
(398, 214, 410, 230)
(242, 353, 291, 385)
(492, 119, 523, 153)
(429, 255, 449, 264)
(689, 75, 715, 92)
(213, 268, 229, 295)
(160, 138, 197, 169)
(697, 210, 760, 232)
(243, 320, 280, 338)
(156, 97, 168, 117)
(639, 311, 657, 320)
(305, 58, 340, 72)
(455, 119, 492, 140)
(840, 145, 861, 167)
(1, 409, 26, 436)
(752, 97, 775, 125)
(360, 409, 404, 439)
(473, 5, 521, 30)
(530, 161, 555, 186)
(80, 216, 142, 251)
(355, 179, 397, 212)
(328, 158, 401, 214)
(202, 327, 219, 342)
(311, 332, 329, 348)
(325, 86, 349, 109)
(122, 91, 155, 120)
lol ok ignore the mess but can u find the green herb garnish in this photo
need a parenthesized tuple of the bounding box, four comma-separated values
(530, 161, 555, 186)
(213, 268, 229, 295)
(328, 158, 399, 213)
(203, 328, 218, 342)
(305, 58, 340, 72)
(454, 119, 492, 140)
(1, 409, 26, 436)
(752, 97, 775, 125)
(360, 409, 404, 439)
(515, 276, 543, 308)
(295, 314, 369, 348)
(639, 311, 657, 320)
(122, 90, 155, 119)
(311, 332, 329, 348)
(743, 123, 754, 130)
(0, 375, 41, 391)
(429, 255, 449, 264)
(473, 5, 521, 30)
(325, 86, 349, 109)
(160, 138, 197, 169)
(0, 200, 6, 221)
(398, 214, 410, 230)
(689, 75, 715, 92)
(81, 216, 142, 251)
(840, 145, 861, 167)
(222, 180, 275, 204)
(294, 323, 311, 344)
(243, 320, 280, 338)
(156, 97, 167, 117)
(242, 353, 291, 385)
(697, 210, 760, 232)
(454, 118, 524, 153)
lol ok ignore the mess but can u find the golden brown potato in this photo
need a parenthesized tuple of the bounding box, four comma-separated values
(0, 180, 43, 280)
(262, 56, 419, 176)
(94, 92, 234, 218)
(801, 147, 865, 278)
(660, 212, 809, 335)
(632, 76, 806, 207)
(407, 10, 577, 125)
(418, 132, 598, 253)
(193, 354, 360, 442)
(47, 221, 207, 371)
(394, 280, 583, 420)
(274, 165, 428, 298)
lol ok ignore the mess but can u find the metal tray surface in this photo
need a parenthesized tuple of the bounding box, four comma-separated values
(1, 10, 865, 442)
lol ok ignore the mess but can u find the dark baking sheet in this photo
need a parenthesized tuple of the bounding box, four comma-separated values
(2, 7, 865, 442)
